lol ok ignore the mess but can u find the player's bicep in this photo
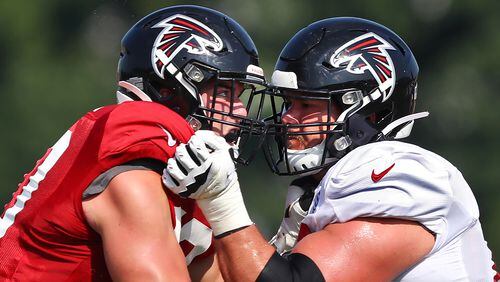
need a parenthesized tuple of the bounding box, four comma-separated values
(293, 218, 435, 281)
(83, 169, 189, 282)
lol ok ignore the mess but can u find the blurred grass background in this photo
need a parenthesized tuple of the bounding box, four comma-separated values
(0, 0, 498, 258)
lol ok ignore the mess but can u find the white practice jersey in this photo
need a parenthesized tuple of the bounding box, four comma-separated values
(302, 141, 497, 281)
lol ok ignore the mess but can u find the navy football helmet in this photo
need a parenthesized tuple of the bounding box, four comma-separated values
(263, 17, 428, 175)
(117, 5, 266, 164)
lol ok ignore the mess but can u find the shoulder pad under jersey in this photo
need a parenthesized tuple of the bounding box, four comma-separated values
(94, 102, 194, 166)
(304, 141, 478, 252)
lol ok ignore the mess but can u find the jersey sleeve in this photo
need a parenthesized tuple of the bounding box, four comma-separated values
(96, 101, 194, 168)
(82, 158, 165, 199)
(303, 142, 477, 252)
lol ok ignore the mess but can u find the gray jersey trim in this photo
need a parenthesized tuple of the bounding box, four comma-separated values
(82, 159, 164, 200)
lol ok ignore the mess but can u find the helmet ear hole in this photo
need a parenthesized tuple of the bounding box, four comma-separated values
(369, 113, 377, 123)
(373, 107, 393, 129)
(322, 61, 334, 69)
(159, 88, 174, 98)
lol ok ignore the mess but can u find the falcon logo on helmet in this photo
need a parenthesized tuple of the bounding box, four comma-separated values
(151, 14, 223, 79)
(330, 32, 396, 102)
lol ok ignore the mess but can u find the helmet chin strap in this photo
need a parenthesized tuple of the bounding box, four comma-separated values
(116, 90, 134, 104)
(380, 111, 429, 139)
(117, 80, 153, 103)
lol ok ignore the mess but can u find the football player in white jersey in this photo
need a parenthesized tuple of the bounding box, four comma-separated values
(163, 17, 498, 281)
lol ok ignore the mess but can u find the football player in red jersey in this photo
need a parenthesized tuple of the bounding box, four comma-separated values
(164, 17, 497, 281)
(0, 5, 264, 281)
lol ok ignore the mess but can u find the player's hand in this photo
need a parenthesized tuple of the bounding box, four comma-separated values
(162, 130, 252, 236)
(162, 130, 236, 200)
(270, 176, 317, 255)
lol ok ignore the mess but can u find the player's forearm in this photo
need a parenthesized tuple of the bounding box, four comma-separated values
(214, 225, 275, 282)
(215, 224, 326, 282)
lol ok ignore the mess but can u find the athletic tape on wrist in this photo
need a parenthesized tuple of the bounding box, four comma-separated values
(196, 181, 253, 236)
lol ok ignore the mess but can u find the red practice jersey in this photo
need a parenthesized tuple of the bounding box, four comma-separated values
(0, 101, 214, 281)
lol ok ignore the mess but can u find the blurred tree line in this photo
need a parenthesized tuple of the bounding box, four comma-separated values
(1, 0, 499, 258)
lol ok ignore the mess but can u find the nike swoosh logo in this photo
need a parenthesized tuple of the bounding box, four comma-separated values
(158, 125, 177, 147)
(371, 163, 395, 183)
